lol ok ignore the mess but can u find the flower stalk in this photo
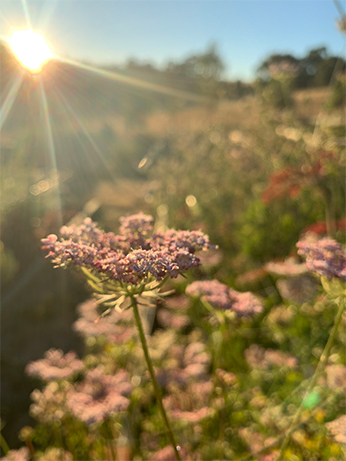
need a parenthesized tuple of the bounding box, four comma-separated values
(278, 295, 345, 459)
(131, 295, 182, 461)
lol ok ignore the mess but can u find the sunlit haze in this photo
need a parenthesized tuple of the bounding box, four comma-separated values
(8, 30, 53, 72)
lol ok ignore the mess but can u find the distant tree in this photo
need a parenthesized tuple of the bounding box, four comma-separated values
(313, 56, 343, 86)
(257, 54, 300, 81)
(257, 47, 346, 89)
(167, 43, 225, 81)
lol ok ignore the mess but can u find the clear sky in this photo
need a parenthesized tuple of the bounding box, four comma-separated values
(1, 0, 345, 80)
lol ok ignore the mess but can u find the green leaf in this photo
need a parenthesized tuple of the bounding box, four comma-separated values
(80, 267, 101, 283)
(87, 280, 104, 294)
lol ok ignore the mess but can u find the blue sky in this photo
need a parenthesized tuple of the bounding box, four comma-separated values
(1, 0, 345, 80)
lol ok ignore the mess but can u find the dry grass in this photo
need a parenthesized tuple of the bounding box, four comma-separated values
(144, 87, 336, 136)
(292, 86, 332, 120)
(145, 96, 260, 135)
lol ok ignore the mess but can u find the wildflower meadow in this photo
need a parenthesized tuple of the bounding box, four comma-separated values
(1, 2, 346, 461)
(2, 208, 346, 460)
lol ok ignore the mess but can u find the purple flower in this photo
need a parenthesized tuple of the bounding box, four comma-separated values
(66, 367, 132, 425)
(296, 238, 346, 281)
(186, 280, 263, 317)
(229, 290, 263, 317)
(186, 280, 234, 309)
(42, 214, 216, 284)
(119, 212, 153, 237)
(26, 349, 84, 381)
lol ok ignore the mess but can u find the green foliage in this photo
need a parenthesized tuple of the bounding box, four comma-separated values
(257, 46, 346, 89)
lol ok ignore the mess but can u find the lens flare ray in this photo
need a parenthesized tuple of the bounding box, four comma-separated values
(38, 78, 63, 229)
(21, 0, 32, 31)
(38, 0, 59, 30)
(59, 57, 212, 104)
(55, 87, 116, 181)
(0, 74, 23, 131)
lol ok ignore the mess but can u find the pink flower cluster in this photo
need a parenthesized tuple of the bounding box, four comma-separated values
(186, 280, 263, 317)
(26, 349, 84, 381)
(265, 257, 307, 277)
(151, 339, 212, 387)
(239, 428, 279, 461)
(296, 238, 346, 281)
(326, 414, 346, 444)
(30, 382, 69, 423)
(146, 333, 230, 425)
(245, 344, 298, 370)
(66, 367, 132, 425)
(42, 213, 215, 284)
(156, 295, 192, 330)
(73, 299, 135, 344)
(151, 445, 199, 461)
(163, 377, 214, 424)
(0, 448, 30, 461)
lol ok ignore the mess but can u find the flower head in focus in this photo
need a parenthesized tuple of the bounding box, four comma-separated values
(42, 213, 216, 311)
(42, 213, 215, 283)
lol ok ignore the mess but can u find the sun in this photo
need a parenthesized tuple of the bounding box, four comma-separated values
(8, 30, 53, 73)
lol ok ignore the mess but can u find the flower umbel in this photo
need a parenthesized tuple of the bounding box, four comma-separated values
(26, 349, 84, 381)
(66, 367, 132, 425)
(42, 214, 215, 286)
(296, 238, 346, 281)
(186, 279, 263, 317)
(41, 213, 216, 461)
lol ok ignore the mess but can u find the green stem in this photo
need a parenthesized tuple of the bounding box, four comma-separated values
(131, 296, 182, 461)
(0, 433, 9, 456)
(278, 296, 345, 459)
